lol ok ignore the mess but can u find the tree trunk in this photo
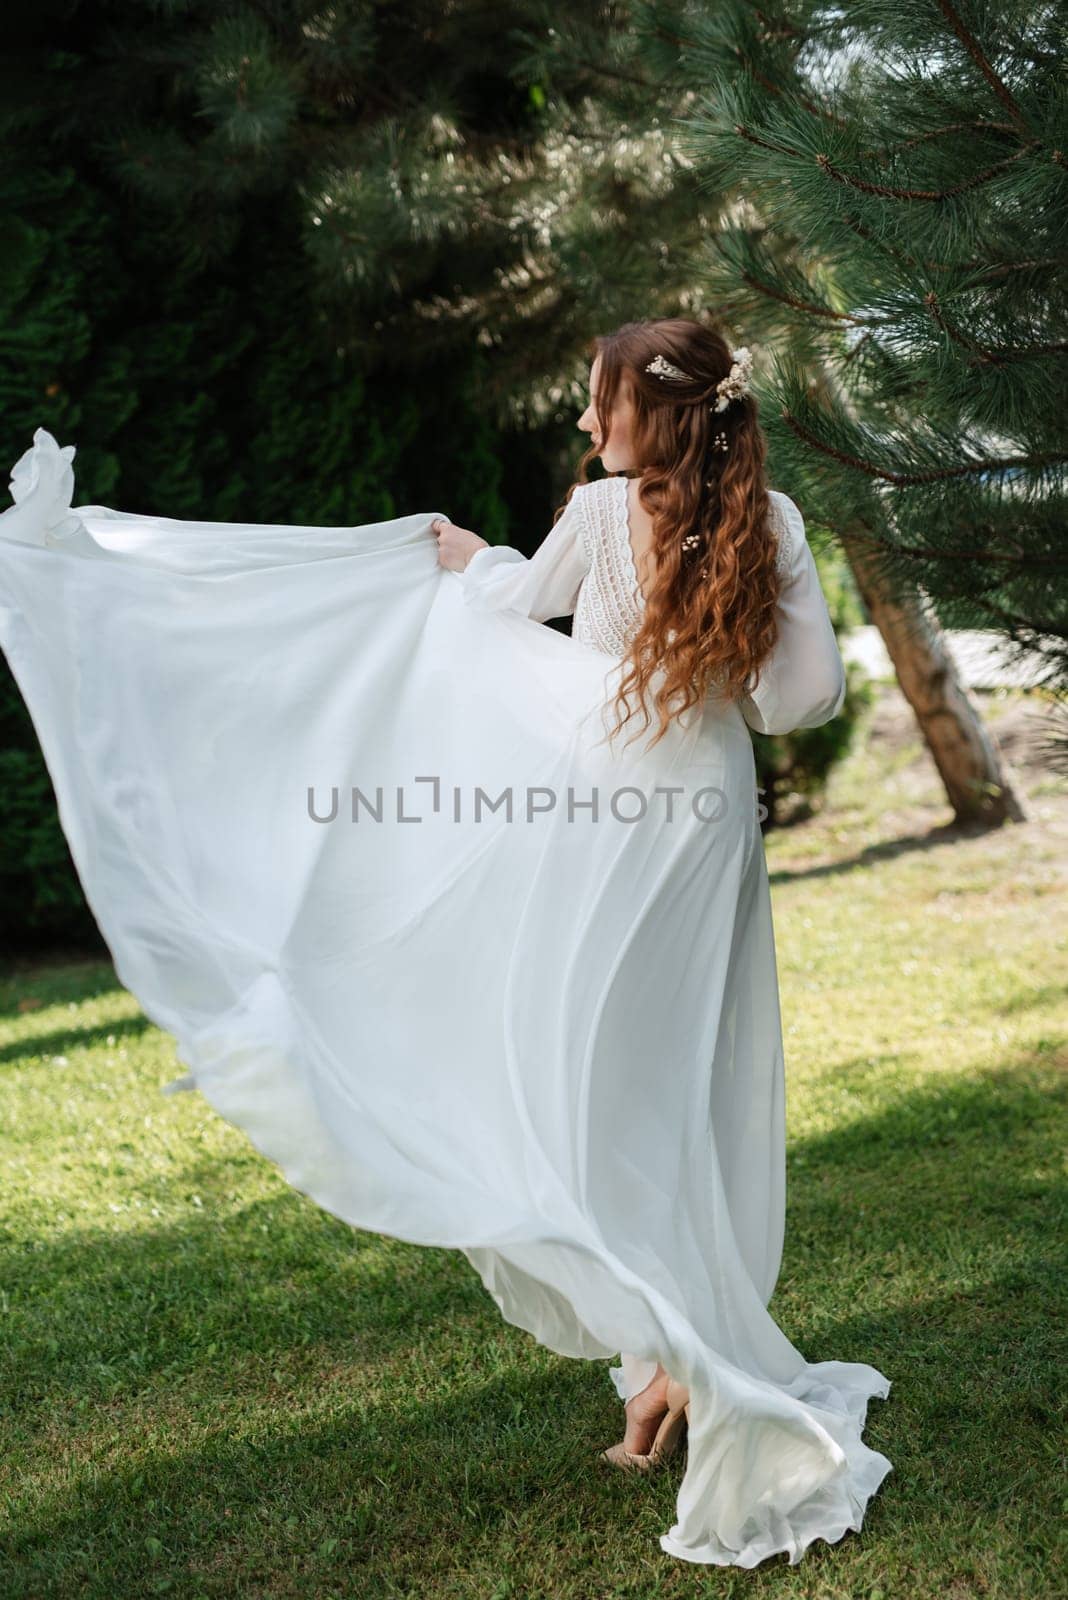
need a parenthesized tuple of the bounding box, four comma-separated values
(811, 360, 1029, 828)
(840, 531, 1029, 826)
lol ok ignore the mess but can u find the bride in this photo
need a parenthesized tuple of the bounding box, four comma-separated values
(0, 316, 891, 1569)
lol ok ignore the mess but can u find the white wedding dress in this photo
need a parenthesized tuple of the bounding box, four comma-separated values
(0, 430, 892, 1569)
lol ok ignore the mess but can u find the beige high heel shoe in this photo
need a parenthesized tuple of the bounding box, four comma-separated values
(598, 1377, 691, 1473)
(597, 1439, 657, 1473)
(646, 1378, 690, 1466)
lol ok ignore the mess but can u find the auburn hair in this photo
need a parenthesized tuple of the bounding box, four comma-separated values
(565, 317, 784, 753)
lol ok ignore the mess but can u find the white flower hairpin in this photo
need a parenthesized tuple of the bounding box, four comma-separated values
(644, 354, 692, 383)
(643, 346, 754, 413)
(712, 346, 752, 412)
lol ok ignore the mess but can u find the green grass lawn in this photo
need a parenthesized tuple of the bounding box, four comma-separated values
(1, 686, 1065, 1599)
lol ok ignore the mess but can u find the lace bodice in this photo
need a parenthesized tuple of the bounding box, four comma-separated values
(572, 475, 795, 660)
(458, 473, 843, 735)
(572, 475, 644, 658)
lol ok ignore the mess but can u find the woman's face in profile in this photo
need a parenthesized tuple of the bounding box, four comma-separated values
(578, 356, 637, 473)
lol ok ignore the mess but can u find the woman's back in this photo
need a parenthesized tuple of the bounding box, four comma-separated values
(571, 474, 796, 662)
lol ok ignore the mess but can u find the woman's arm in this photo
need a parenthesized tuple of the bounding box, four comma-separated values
(740, 493, 847, 736)
(435, 485, 590, 624)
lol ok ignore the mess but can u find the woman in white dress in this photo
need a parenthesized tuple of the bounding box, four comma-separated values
(0, 316, 891, 1569)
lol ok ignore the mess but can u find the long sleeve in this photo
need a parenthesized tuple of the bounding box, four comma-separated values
(740, 492, 847, 736)
(457, 484, 590, 623)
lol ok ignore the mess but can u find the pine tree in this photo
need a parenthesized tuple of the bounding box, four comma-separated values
(655, 0, 1065, 797)
(516, 2, 1065, 812)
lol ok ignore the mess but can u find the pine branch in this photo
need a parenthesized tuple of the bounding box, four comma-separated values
(923, 292, 1068, 362)
(831, 533, 1068, 570)
(934, 0, 1030, 132)
(878, 119, 1023, 157)
(816, 140, 1041, 203)
(780, 407, 1065, 486)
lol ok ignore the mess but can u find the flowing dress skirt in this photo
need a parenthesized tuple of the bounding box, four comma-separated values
(0, 431, 892, 1567)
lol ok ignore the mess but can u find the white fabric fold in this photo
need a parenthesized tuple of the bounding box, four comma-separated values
(740, 493, 848, 735)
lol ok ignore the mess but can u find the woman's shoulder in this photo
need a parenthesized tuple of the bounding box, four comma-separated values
(767, 487, 805, 529)
(555, 478, 601, 522)
(557, 476, 620, 548)
(566, 476, 611, 507)
(766, 490, 807, 580)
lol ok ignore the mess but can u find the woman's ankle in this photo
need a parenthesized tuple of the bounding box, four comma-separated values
(621, 1367, 670, 1451)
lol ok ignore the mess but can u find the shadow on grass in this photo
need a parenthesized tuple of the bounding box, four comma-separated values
(767, 814, 1015, 886)
(2, 1058, 1063, 1597)
(0, 1011, 155, 1068)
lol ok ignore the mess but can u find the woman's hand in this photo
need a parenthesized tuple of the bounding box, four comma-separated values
(431, 517, 490, 573)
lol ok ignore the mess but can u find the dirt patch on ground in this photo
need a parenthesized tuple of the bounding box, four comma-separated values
(776, 684, 1068, 865)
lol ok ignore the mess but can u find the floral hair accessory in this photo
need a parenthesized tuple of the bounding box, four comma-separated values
(644, 346, 754, 411)
(712, 347, 752, 412)
(644, 354, 693, 382)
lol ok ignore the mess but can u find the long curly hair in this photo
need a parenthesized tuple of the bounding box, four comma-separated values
(567, 317, 783, 753)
